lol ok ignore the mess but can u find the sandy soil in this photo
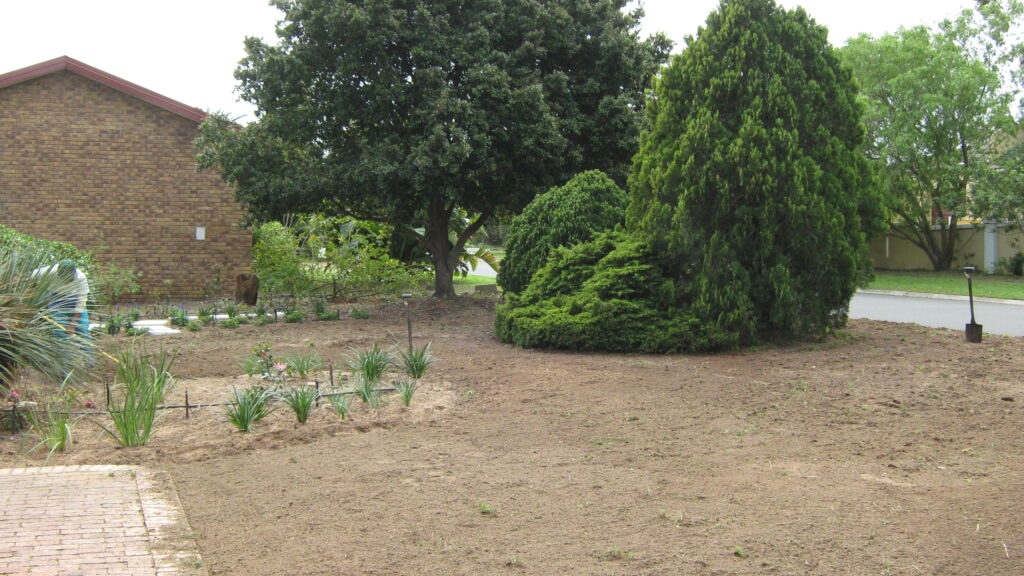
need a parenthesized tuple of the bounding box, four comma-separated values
(2, 296, 1022, 575)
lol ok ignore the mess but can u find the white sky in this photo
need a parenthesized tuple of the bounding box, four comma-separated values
(0, 0, 976, 122)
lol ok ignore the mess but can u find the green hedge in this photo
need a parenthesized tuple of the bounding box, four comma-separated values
(0, 225, 92, 270)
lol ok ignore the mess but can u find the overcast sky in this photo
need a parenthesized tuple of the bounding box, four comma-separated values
(0, 0, 976, 122)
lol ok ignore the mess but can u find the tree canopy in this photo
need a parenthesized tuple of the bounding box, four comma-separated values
(497, 0, 882, 351)
(840, 19, 1017, 270)
(196, 0, 670, 297)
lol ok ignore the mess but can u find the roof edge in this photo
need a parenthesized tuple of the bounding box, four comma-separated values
(0, 56, 208, 123)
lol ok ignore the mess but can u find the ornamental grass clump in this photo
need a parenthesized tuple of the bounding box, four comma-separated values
(328, 392, 352, 419)
(395, 379, 417, 407)
(399, 342, 434, 379)
(285, 350, 323, 381)
(23, 380, 79, 459)
(347, 344, 393, 385)
(101, 346, 176, 447)
(279, 385, 317, 423)
(226, 386, 275, 432)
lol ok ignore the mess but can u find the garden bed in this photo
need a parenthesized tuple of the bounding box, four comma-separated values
(2, 296, 1022, 575)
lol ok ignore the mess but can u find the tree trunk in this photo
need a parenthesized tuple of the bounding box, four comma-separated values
(425, 199, 457, 298)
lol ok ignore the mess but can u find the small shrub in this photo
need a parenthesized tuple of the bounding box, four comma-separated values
(317, 308, 341, 321)
(168, 306, 188, 328)
(252, 315, 272, 327)
(399, 343, 435, 379)
(186, 320, 203, 332)
(126, 308, 142, 324)
(225, 386, 275, 432)
(328, 392, 352, 419)
(104, 314, 124, 335)
(278, 386, 317, 423)
(352, 375, 381, 408)
(219, 317, 241, 329)
(284, 351, 323, 381)
(349, 307, 371, 320)
(347, 343, 394, 385)
(395, 379, 417, 407)
(124, 326, 150, 337)
(284, 308, 306, 323)
(224, 303, 239, 319)
(24, 386, 78, 458)
(197, 305, 216, 325)
(100, 346, 176, 447)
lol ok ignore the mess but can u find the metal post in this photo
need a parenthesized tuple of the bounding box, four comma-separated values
(402, 293, 413, 353)
(185, 390, 190, 420)
(963, 267, 983, 343)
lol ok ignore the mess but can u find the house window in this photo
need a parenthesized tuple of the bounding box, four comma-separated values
(196, 226, 206, 241)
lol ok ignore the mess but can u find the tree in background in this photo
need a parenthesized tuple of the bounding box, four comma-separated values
(499, 0, 882, 351)
(196, 0, 670, 297)
(498, 170, 627, 294)
(839, 2, 1021, 270)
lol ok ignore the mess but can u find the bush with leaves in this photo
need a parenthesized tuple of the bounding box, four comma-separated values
(499, 171, 627, 294)
(496, 231, 731, 352)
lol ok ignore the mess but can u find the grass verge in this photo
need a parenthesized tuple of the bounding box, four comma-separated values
(868, 271, 1024, 300)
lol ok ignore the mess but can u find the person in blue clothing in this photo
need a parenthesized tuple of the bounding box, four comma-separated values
(35, 259, 91, 343)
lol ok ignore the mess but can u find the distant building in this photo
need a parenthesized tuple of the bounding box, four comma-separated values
(0, 56, 250, 299)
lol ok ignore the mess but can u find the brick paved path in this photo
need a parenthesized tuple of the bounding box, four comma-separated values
(0, 465, 206, 576)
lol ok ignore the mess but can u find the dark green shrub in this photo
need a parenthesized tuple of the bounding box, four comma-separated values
(1010, 252, 1024, 276)
(499, 171, 626, 294)
(496, 232, 734, 352)
(0, 225, 93, 272)
(186, 320, 203, 332)
(219, 318, 241, 329)
(284, 309, 307, 323)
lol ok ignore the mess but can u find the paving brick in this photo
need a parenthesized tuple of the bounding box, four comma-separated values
(0, 465, 207, 575)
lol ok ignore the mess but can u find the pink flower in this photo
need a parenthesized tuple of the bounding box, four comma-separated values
(9, 390, 20, 401)
(273, 362, 287, 373)
(84, 401, 96, 409)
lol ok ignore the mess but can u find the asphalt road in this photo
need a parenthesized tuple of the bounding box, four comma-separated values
(850, 292, 1024, 337)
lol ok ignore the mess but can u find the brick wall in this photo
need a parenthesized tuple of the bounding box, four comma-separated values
(0, 71, 251, 299)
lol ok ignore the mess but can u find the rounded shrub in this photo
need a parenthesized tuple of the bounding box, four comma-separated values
(498, 170, 626, 294)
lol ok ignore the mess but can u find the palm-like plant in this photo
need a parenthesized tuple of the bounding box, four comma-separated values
(0, 249, 93, 391)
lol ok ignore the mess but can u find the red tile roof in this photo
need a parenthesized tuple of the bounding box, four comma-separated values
(0, 56, 207, 123)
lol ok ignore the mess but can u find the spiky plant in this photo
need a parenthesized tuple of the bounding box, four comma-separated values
(0, 249, 94, 391)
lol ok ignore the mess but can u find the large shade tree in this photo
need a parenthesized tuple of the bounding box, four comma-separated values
(839, 1, 1021, 270)
(197, 0, 670, 297)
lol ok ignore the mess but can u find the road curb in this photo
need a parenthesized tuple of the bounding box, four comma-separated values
(856, 288, 1024, 306)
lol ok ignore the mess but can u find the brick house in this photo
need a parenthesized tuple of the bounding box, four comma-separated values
(0, 56, 250, 300)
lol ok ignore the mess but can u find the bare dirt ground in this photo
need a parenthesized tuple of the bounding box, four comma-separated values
(2, 296, 1022, 575)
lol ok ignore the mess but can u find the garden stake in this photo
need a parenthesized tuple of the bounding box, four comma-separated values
(329, 362, 334, 389)
(185, 390, 190, 420)
(105, 380, 111, 409)
(315, 381, 321, 407)
(402, 293, 413, 353)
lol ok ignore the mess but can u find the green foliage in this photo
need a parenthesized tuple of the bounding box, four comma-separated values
(0, 225, 92, 271)
(496, 232, 730, 352)
(395, 380, 417, 407)
(349, 307, 370, 320)
(283, 309, 306, 323)
(253, 221, 308, 299)
(840, 14, 1017, 270)
(104, 314, 124, 335)
(278, 386, 317, 424)
(347, 344, 394, 385)
(328, 392, 352, 419)
(628, 0, 877, 341)
(218, 318, 241, 329)
(197, 305, 216, 325)
(399, 343, 435, 380)
(0, 249, 95, 388)
(168, 306, 188, 328)
(186, 320, 203, 332)
(100, 346, 175, 447)
(90, 251, 141, 306)
(352, 376, 381, 409)
(226, 386, 275, 432)
(284, 350, 323, 380)
(196, 0, 671, 297)
(499, 171, 627, 293)
(23, 383, 79, 458)
(500, 0, 878, 351)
